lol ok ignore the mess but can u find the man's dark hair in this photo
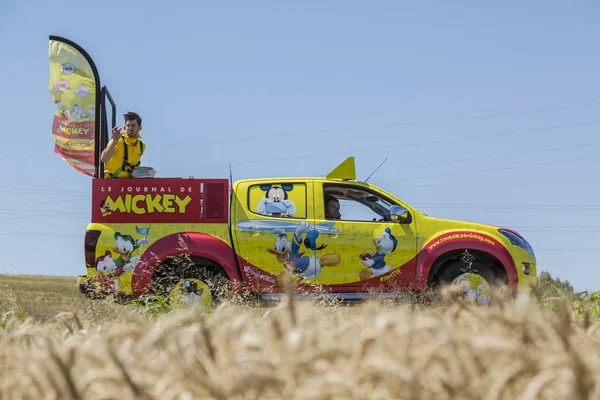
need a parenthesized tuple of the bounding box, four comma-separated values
(326, 195, 338, 204)
(123, 111, 142, 125)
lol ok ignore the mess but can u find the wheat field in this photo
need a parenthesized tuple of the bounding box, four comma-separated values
(1, 274, 600, 399)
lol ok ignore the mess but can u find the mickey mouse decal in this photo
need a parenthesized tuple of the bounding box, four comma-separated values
(100, 200, 113, 216)
(256, 184, 297, 217)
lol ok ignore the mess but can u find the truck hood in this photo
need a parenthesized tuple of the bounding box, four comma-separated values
(420, 214, 521, 237)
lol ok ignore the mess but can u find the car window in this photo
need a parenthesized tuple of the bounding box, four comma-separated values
(324, 185, 395, 222)
(249, 182, 307, 219)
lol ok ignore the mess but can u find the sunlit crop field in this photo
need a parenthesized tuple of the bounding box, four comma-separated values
(1, 274, 600, 399)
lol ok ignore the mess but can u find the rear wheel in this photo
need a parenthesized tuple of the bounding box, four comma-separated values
(150, 260, 230, 311)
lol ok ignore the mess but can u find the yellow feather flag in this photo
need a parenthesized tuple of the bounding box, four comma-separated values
(48, 36, 100, 176)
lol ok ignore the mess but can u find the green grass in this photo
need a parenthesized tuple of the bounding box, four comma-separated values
(1, 272, 600, 325)
(0, 274, 129, 323)
(0, 274, 79, 301)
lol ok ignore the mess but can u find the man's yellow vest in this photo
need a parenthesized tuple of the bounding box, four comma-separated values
(104, 133, 145, 178)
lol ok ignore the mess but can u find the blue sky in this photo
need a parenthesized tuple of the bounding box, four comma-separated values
(0, 1, 599, 292)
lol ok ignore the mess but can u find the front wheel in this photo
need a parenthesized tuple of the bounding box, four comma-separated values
(435, 259, 504, 306)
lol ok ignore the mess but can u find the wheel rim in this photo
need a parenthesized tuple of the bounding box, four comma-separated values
(169, 278, 213, 311)
(451, 272, 492, 306)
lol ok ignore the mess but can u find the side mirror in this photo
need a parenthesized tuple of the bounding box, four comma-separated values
(390, 205, 410, 224)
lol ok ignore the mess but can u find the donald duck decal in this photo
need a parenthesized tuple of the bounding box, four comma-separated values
(359, 227, 398, 280)
(284, 221, 341, 279)
(237, 219, 342, 280)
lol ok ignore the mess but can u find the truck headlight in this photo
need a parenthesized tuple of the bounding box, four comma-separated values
(498, 229, 535, 259)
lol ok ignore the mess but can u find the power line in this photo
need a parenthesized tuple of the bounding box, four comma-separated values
(539, 249, 600, 253)
(373, 154, 600, 185)
(374, 140, 600, 173)
(0, 230, 81, 239)
(0, 187, 88, 196)
(159, 119, 600, 174)
(24, 117, 600, 188)
(2, 140, 599, 204)
(156, 100, 600, 149)
(0, 208, 88, 216)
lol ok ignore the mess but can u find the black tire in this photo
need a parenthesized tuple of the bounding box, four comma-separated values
(434, 258, 504, 306)
(150, 261, 230, 309)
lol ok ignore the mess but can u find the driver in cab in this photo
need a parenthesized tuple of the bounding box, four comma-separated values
(325, 195, 341, 220)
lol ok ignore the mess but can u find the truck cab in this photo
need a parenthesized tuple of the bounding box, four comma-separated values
(80, 156, 537, 308)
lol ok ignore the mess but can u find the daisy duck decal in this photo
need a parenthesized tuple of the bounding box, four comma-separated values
(256, 184, 297, 217)
(358, 227, 398, 280)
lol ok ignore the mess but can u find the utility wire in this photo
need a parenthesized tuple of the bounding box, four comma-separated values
(159, 119, 600, 174)
(156, 100, 600, 149)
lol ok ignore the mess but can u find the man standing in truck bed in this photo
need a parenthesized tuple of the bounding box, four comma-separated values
(101, 111, 146, 178)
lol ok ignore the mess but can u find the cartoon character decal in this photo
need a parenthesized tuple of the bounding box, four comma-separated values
(92, 250, 121, 291)
(267, 228, 292, 264)
(69, 103, 95, 121)
(114, 227, 150, 269)
(454, 274, 491, 306)
(359, 227, 398, 280)
(283, 221, 341, 279)
(256, 184, 297, 217)
(238, 219, 405, 285)
(91, 226, 150, 292)
(177, 280, 204, 306)
(96, 250, 117, 274)
(100, 200, 113, 216)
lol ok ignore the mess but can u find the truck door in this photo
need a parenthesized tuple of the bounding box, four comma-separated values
(311, 182, 418, 290)
(231, 179, 318, 293)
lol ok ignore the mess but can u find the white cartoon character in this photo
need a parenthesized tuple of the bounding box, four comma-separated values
(476, 284, 491, 305)
(359, 227, 398, 279)
(70, 104, 95, 121)
(453, 275, 491, 305)
(96, 250, 117, 274)
(256, 184, 296, 217)
(94, 250, 121, 291)
(177, 280, 205, 306)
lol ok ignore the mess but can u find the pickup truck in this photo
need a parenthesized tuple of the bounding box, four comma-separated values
(79, 156, 537, 308)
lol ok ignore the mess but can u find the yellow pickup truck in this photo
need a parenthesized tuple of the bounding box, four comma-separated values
(80, 156, 537, 308)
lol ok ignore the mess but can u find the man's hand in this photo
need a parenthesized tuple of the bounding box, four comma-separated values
(100, 127, 122, 163)
(112, 126, 123, 141)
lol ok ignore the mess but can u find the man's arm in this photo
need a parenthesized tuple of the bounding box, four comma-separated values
(100, 126, 123, 163)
